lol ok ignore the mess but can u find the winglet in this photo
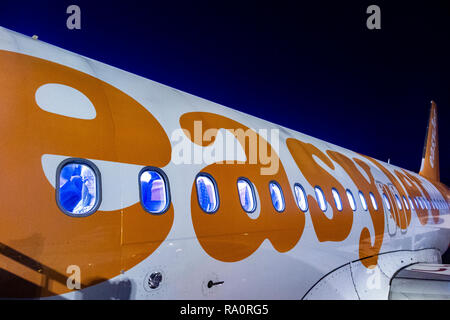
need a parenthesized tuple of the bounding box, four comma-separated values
(419, 101, 440, 182)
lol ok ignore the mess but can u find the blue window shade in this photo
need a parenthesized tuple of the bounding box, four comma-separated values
(270, 182, 285, 212)
(58, 161, 99, 215)
(196, 175, 218, 213)
(140, 170, 169, 214)
(237, 178, 256, 213)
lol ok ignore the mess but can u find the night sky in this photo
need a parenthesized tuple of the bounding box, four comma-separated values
(1, 1, 449, 185)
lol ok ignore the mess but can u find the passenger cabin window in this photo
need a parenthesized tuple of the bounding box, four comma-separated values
(332, 188, 343, 211)
(57, 159, 100, 216)
(395, 195, 402, 210)
(139, 169, 170, 214)
(196, 174, 219, 213)
(315, 186, 327, 212)
(414, 197, 420, 209)
(294, 184, 308, 212)
(402, 196, 409, 210)
(237, 178, 256, 213)
(408, 196, 414, 210)
(270, 181, 285, 212)
(346, 190, 357, 211)
(369, 192, 378, 210)
(359, 191, 368, 211)
(382, 193, 391, 211)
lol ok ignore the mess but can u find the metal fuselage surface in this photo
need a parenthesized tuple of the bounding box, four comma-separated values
(0, 26, 449, 300)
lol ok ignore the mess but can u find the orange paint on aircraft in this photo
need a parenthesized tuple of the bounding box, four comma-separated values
(286, 140, 353, 242)
(326, 151, 385, 267)
(0, 51, 173, 297)
(180, 112, 305, 262)
(394, 170, 429, 225)
(419, 101, 440, 182)
(401, 170, 440, 224)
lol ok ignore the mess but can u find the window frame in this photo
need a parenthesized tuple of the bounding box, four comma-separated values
(138, 166, 172, 215)
(236, 177, 257, 214)
(369, 192, 378, 210)
(359, 191, 368, 211)
(55, 158, 102, 218)
(408, 196, 414, 210)
(332, 188, 343, 211)
(346, 189, 357, 211)
(382, 193, 391, 211)
(315, 186, 328, 212)
(269, 180, 286, 213)
(195, 172, 220, 214)
(294, 183, 309, 212)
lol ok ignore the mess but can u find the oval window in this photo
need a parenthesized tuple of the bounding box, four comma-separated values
(408, 196, 414, 210)
(269, 181, 285, 212)
(139, 169, 170, 214)
(346, 190, 357, 211)
(237, 178, 256, 213)
(359, 191, 368, 211)
(369, 192, 378, 210)
(315, 186, 327, 212)
(414, 197, 420, 209)
(196, 174, 219, 213)
(382, 193, 391, 211)
(395, 195, 402, 210)
(402, 196, 409, 210)
(57, 160, 100, 216)
(294, 184, 308, 212)
(332, 188, 342, 211)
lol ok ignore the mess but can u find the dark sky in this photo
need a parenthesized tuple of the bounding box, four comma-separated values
(1, 1, 449, 185)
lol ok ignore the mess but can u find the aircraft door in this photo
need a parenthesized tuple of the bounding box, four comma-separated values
(388, 183, 407, 234)
(376, 181, 396, 236)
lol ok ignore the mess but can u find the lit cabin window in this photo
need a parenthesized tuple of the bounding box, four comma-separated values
(395, 195, 402, 210)
(57, 160, 100, 216)
(422, 198, 429, 209)
(414, 197, 420, 209)
(315, 186, 327, 212)
(359, 191, 368, 211)
(408, 196, 414, 210)
(382, 193, 391, 211)
(417, 197, 424, 209)
(369, 192, 378, 210)
(346, 190, 357, 211)
(332, 188, 342, 211)
(270, 181, 285, 212)
(402, 196, 409, 210)
(196, 174, 219, 213)
(139, 169, 170, 214)
(420, 198, 426, 209)
(294, 184, 308, 212)
(237, 178, 256, 213)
